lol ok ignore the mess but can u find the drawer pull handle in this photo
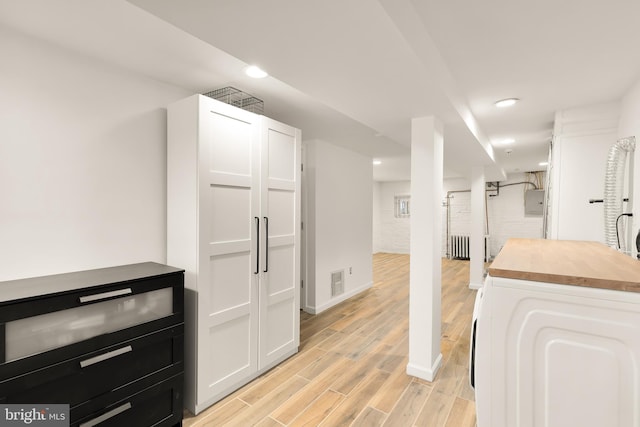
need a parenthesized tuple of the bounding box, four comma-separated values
(79, 288, 132, 303)
(79, 402, 132, 427)
(80, 345, 132, 368)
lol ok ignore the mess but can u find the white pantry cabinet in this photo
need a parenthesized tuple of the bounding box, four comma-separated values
(167, 94, 301, 414)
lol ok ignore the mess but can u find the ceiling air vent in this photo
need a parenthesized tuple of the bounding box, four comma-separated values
(203, 86, 264, 115)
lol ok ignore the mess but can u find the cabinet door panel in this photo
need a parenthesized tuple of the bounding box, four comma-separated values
(267, 245, 295, 295)
(268, 190, 295, 237)
(267, 127, 296, 182)
(198, 99, 260, 403)
(208, 111, 253, 176)
(209, 186, 251, 243)
(264, 297, 296, 357)
(209, 252, 252, 313)
(259, 118, 300, 368)
(208, 314, 252, 386)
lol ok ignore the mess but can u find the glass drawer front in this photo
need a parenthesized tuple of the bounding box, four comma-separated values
(5, 288, 173, 362)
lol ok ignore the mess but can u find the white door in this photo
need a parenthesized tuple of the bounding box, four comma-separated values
(198, 97, 261, 401)
(259, 117, 301, 368)
(551, 130, 618, 243)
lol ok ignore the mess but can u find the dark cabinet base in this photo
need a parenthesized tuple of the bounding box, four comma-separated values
(74, 373, 183, 427)
(0, 262, 185, 427)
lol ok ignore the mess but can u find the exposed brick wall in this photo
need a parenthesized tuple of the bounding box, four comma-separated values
(485, 174, 545, 257)
(445, 173, 544, 258)
(375, 181, 411, 254)
(375, 174, 544, 258)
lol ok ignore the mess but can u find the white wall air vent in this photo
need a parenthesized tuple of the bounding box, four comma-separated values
(331, 270, 344, 297)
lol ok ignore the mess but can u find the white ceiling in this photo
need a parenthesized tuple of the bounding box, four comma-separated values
(2, 0, 639, 182)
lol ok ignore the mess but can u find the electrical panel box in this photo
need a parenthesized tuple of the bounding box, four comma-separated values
(525, 189, 545, 216)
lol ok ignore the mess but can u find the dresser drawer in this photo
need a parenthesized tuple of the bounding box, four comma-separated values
(1, 272, 183, 364)
(1, 324, 183, 406)
(0, 263, 184, 427)
(73, 373, 183, 427)
(5, 286, 173, 362)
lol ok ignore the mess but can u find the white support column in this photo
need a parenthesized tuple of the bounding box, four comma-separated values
(407, 116, 443, 381)
(469, 166, 486, 289)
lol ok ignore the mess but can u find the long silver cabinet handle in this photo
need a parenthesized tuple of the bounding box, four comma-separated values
(255, 217, 260, 274)
(79, 402, 132, 427)
(79, 288, 132, 303)
(263, 217, 269, 273)
(80, 345, 133, 368)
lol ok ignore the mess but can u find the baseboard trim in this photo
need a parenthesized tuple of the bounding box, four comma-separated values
(406, 353, 443, 382)
(469, 282, 483, 290)
(304, 281, 373, 315)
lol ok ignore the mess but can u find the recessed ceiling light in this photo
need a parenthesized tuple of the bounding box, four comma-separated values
(539, 161, 549, 166)
(245, 65, 268, 79)
(373, 160, 382, 165)
(495, 98, 519, 108)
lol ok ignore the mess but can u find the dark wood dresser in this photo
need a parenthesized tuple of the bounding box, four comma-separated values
(0, 262, 184, 427)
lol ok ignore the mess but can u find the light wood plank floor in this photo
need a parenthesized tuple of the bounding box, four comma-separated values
(184, 253, 477, 427)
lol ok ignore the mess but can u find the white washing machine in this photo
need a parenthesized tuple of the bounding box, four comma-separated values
(472, 269, 640, 427)
(469, 282, 483, 391)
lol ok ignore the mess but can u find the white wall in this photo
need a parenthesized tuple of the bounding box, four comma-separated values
(375, 181, 411, 254)
(0, 26, 190, 281)
(372, 181, 382, 253)
(619, 77, 640, 255)
(304, 139, 373, 313)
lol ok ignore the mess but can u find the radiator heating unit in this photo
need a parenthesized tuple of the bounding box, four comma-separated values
(450, 235, 490, 262)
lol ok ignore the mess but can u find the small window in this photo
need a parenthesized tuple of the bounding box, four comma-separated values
(394, 195, 410, 218)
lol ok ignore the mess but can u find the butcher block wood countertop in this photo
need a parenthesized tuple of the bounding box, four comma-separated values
(489, 238, 640, 293)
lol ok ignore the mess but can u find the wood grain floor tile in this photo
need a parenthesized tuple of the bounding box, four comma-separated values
(415, 389, 456, 427)
(368, 359, 412, 413)
(231, 376, 310, 426)
(239, 348, 325, 405)
(351, 407, 388, 426)
(444, 397, 477, 427)
(184, 254, 477, 427)
(321, 369, 390, 426)
(254, 417, 284, 427)
(289, 389, 345, 427)
(383, 380, 433, 426)
(296, 350, 344, 381)
(330, 341, 390, 395)
(270, 357, 354, 425)
(197, 399, 250, 427)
